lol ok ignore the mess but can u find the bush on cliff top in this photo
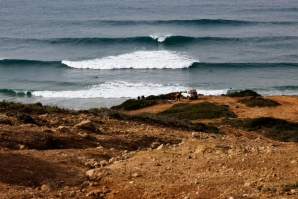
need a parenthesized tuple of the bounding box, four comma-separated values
(159, 102, 236, 120)
(238, 97, 280, 107)
(111, 99, 158, 110)
(227, 90, 261, 97)
(225, 117, 298, 142)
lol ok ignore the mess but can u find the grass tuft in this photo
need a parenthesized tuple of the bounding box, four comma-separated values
(224, 117, 298, 142)
(111, 99, 158, 110)
(227, 90, 261, 97)
(159, 102, 236, 120)
(89, 107, 220, 134)
(238, 97, 280, 107)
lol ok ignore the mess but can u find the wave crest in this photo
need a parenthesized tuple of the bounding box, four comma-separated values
(62, 50, 198, 70)
(31, 81, 229, 99)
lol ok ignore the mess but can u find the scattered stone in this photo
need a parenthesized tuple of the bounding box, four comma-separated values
(102, 186, 110, 194)
(74, 120, 99, 132)
(19, 144, 28, 150)
(191, 132, 198, 138)
(57, 125, 71, 133)
(86, 168, 110, 181)
(41, 184, 52, 192)
(156, 144, 165, 150)
(109, 157, 116, 164)
(132, 172, 141, 177)
(290, 160, 297, 164)
(195, 144, 231, 154)
(39, 113, 48, 118)
(41, 127, 54, 133)
(78, 132, 89, 138)
(85, 159, 99, 167)
(100, 160, 109, 167)
(150, 142, 160, 149)
(86, 189, 104, 197)
(291, 189, 297, 194)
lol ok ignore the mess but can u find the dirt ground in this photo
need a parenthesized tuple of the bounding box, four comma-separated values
(1, 96, 298, 199)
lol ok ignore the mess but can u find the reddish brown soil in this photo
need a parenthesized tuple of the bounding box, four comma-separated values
(1, 96, 298, 199)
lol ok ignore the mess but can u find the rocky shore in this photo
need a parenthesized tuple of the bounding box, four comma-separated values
(1, 94, 298, 199)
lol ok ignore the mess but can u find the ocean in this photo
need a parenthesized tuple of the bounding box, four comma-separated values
(1, 0, 298, 109)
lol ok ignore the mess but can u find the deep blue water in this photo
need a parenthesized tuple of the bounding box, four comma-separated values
(0, 0, 298, 109)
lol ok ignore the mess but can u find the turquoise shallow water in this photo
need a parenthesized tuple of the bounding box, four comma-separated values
(0, 0, 298, 109)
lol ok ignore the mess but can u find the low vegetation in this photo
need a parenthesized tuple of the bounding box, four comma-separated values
(225, 117, 298, 142)
(89, 108, 219, 134)
(111, 99, 158, 111)
(238, 97, 281, 107)
(159, 102, 236, 120)
(227, 89, 261, 97)
(0, 100, 71, 114)
(111, 93, 177, 111)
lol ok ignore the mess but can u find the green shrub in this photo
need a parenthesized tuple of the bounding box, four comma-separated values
(145, 93, 176, 100)
(160, 102, 236, 120)
(17, 114, 35, 124)
(88, 108, 219, 134)
(227, 90, 261, 97)
(238, 97, 280, 107)
(111, 99, 158, 110)
(225, 117, 298, 142)
(0, 100, 23, 110)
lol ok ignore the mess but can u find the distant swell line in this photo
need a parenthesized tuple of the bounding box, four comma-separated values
(0, 59, 65, 67)
(79, 19, 298, 26)
(1, 59, 298, 69)
(189, 62, 298, 69)
(2, 35, 298, 45)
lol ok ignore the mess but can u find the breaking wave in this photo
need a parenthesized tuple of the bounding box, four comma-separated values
(31, 81, 229, 99)
(62, 50, 198, 70)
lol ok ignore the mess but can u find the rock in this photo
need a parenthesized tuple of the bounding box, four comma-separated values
(86, 168, 110, 179)
(291, 189, 297, 194)
(290, 160, 297, 164)
(191, 132, 198, 138)
(19, 144, 28, 150)
(244, 182, 255, 187)
(100, 160, 109, 167)
(0, 114, 12, 125)
(86, 189, 104, 197)
(109, 157, 116, 164)
(78, 132, 89, 138)
(195, 144, 231, 154)
(156, 144, 165, 150)
(57, 125, 71, 133)
(41, 127, 54, 133)
(150, 142, 160, 149)
(41, 184, 52, 192)
(102, 186, 110, 194)
(85, 159, 99, 167)
(39, 113, 48, 118)
(74, 120, 99, 132)
(132, 172, 141, 177)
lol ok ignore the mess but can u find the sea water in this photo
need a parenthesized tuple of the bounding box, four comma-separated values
(0, 0, 298, 109)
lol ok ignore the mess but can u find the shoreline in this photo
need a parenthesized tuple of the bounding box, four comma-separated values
(1, 92, 298, 111)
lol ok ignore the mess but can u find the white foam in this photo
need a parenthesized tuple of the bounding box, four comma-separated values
(62, 50, 197, 70)
(32, 81, 229, 99)
(149, 34, 172, 42)
(196, 89, 229, 96)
